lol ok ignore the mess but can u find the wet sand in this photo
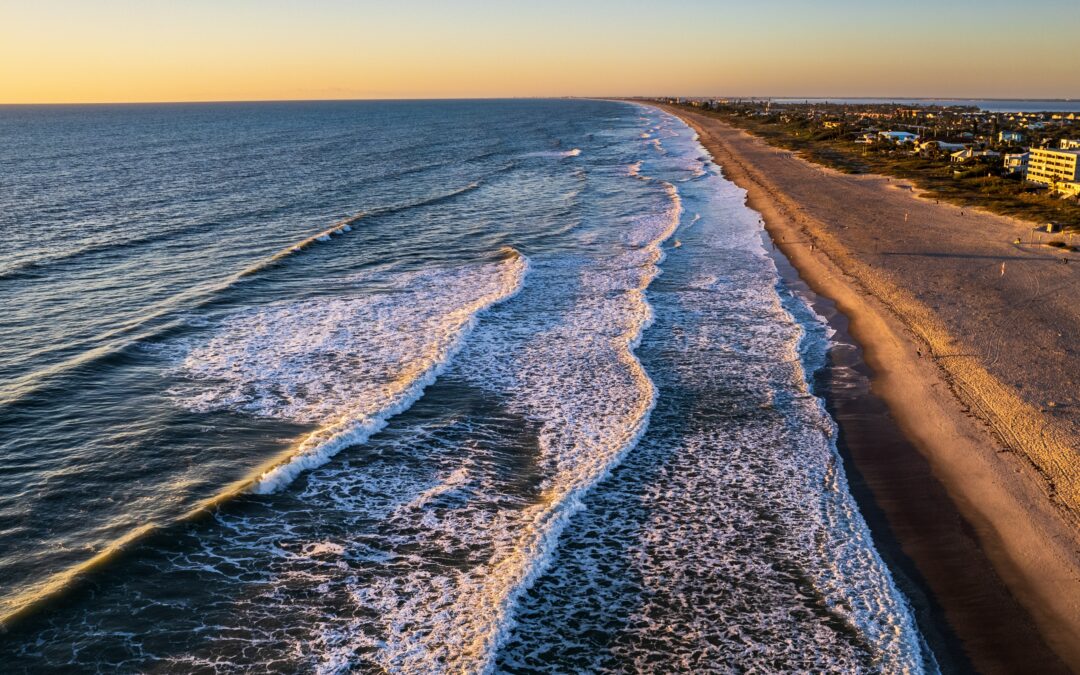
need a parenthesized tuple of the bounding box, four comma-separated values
(771, 245, 1064, 673)
(656, 104, 1080, 672)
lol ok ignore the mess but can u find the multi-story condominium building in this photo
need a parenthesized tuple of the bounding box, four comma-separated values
(1026, 147, 1080, 187)
(1061, 138, 1080, 150)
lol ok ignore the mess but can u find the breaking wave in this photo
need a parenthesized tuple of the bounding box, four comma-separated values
(176, 248, 529, 493)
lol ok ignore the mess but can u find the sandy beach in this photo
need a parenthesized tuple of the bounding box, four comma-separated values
(658, 104, 1080, 671)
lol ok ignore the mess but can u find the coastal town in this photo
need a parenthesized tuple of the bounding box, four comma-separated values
(659, 98, 1080, 230)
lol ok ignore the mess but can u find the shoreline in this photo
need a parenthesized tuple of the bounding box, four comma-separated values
(654, 103, 1080, 671)
(769, 242, 1056, 673)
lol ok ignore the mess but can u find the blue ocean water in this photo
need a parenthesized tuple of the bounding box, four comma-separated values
(0, 100, 934, 672)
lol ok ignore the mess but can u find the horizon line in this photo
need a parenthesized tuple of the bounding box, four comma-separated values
(2, 94, 1078, 107)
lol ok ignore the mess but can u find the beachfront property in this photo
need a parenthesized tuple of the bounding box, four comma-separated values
(879, 130, 919, 143)
(917, 140, 967, 153)
(950, 148, 1000, 164)
(1026, 147, 1080, 189)
(999, 130, 1025, 144)
(1003, 152, 1030, 176)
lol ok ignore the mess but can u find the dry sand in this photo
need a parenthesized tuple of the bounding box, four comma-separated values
(657, 104, 1080, 671)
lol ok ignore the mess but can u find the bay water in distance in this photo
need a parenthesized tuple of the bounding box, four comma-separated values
(0, 99, 936, 672)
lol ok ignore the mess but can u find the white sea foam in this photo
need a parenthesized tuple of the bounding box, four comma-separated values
(174, 250, 528, 493)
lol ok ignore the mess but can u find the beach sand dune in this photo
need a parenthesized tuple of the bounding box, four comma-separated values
(660, 105, 1080, 671)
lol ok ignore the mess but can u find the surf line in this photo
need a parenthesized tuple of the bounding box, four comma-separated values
(235, 177, 487, 278)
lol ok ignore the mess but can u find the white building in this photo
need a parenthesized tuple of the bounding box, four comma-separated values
(878, 130, 919, 143)
(1003, 152, 1029, 176)
(1060, 139, 1080, 150)
(917, 140, 966, 153)
(998, 130, 1025, 144)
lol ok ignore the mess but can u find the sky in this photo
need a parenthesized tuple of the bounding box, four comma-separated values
(1, 0, 1078, 104)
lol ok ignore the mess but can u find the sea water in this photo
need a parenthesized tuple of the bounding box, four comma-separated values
(0, 100, 934, 672)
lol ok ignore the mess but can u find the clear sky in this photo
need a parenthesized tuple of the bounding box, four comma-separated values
(2, 0, 1078, 103)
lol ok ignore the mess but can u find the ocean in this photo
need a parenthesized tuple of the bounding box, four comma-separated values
(0, 99, 934, 672)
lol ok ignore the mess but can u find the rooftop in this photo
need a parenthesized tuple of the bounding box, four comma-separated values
(1033, 148, 1080, 156)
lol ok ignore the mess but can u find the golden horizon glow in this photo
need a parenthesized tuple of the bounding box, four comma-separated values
(2, 1, 1078, 105)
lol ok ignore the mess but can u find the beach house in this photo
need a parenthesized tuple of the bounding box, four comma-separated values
(917, 140, 966, 153)
(950, 148, 1000, 164)
(878, 130, 918, 144)
(998, 130, 1024, 144)
(1003, 152, 1030, 176)
(1061, 139, 1080, 150)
